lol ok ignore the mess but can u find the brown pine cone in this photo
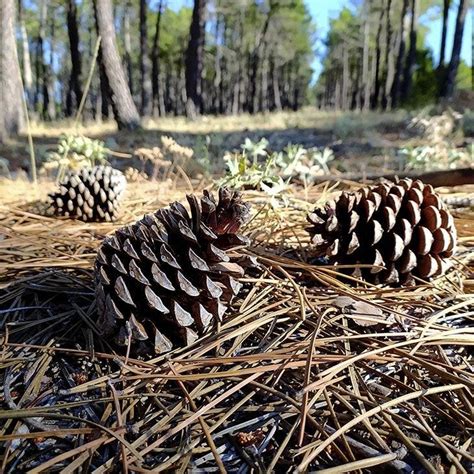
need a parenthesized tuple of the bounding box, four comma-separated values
(94, 188, 250, 353)
(306, 178, 457, 285)
(48, 166, 126, 222)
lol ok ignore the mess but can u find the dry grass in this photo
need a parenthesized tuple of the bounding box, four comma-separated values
(27, 108, 410, 137)
(0, 177, 473, 472)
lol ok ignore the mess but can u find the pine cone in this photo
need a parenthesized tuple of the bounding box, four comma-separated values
(306, 178, 457, 285)
(49, 166, 126, 222)
(95, 188, 250, 353)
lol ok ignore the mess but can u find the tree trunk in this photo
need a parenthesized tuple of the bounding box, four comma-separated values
(139, 0, 152, 116)
(123, 0, 133, 97)
(391, 0, 409, 107)
(438, 0, 451, 68)
(45, 14, 56, 120)
(185, 0, 206, 118)
(401, 0, 418, 103)
(18, 0, 33, 108)
(0, 0, 24, 140)
(381, 0, 393, 109)
(341, 45, 349, 110)
(441, 0, 468, 98)
(249, 2, 275, 114)
(35, 0, 48, 118)
(151, 0, 163, 117)
(66, 0, 82, 117)
(362, 15, 370, 111)
(372, 6, 385, 108)
(213, 13, 222, 114)
(94, 0, 140, 130)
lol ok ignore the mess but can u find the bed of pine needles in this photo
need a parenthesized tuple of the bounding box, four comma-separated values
(0, 177, 473, 473)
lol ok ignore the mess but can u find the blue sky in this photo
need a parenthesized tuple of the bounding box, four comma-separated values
(167, 0, 473, 82)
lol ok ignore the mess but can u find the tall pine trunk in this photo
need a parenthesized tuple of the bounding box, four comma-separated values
(381, 0, 393, 109)
(45, 14, 56, 120)
(361, 15, 370, 111)
(438, 0, 451, 68)
(18, 0, 33, 108)
(185, 0, 206, 118)
(94, 0, 140, 130)
(151, 0, 163, 117)
(123, 1, 134, 97)
(0, 0, 24, 140)
(391, 0, 409, 107)
(66, 0, 82, 117)
(372, 6, 385, 108)
(401, 0, 418, 103)
(441, 0, 468, 98)
(139, 0, 152, 116)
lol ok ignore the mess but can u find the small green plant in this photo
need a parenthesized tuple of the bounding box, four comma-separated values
(43, 134, 108, 179)
(218, 138, 335, 205)
(398, 143, 472, 171)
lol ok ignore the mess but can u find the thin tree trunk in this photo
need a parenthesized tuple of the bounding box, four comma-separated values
(185, 0, 206, 118)
(438, 0, 451, 68)
(123, 0, 133, 97)
(45, 14, 56, 120)
(66, 0, 82, 117)
(35, 0, 48, 117)
(391, 0, 409, 107)
(441, 0, 468, 98)
(213, 13, 222, 114)
(151, 0, 163, 117)
(139, 0, 152, 116)
(0, 0, 24, 140)
(381, 0, 393, 109)
(94, 0, 140, 130)
(341, 45, 349, 110)
(401, 0, 418, 103)
(18, 0, 33, 108)
(372, 6, 385, 108)
(249, 2, 276, 114)
(362, 15, 370, 111)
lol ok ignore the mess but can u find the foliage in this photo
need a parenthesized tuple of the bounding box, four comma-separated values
(42, 134, 108, 177)
(398, 143, 472, 171)
(218, 138, 334, 203)
(399, 109, 471, 171)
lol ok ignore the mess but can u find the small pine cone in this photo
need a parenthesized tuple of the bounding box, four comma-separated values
(94, 188, 250, 353)
(49, 166, 126, 222)
(306, 178, 457, 285)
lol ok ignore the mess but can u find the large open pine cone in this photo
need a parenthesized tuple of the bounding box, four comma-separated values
(95, 188, 250, 353)
(49, 166, 126, 222)
(307, 178, 457, 285)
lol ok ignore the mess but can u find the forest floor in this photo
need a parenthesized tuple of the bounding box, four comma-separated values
(0, 109, 473, 471)
(0, 176, 473, 471)
(2, 108, 471, 176)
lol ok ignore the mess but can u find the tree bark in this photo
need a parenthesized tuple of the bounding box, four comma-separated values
(391, 0, 409, 107)
(401, 0, 418, 103)
(139, 0, 152, 116)
(381, 0, 393, 109)
(0, 0, 24, 140)
(361, 15, 370, 111)
(151, 0, 163, 117)
(123, 0, 133, 97)
(372, 6, 385, 108)
(441, 0, 468, 98)
(66, 0, 82, 117)
(185, 0, 206, 118)
(18, 0, 33, 108)
(438, 0, 451, 68)
(94, 0, 140, 130)
(45, 14, 56, 120)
